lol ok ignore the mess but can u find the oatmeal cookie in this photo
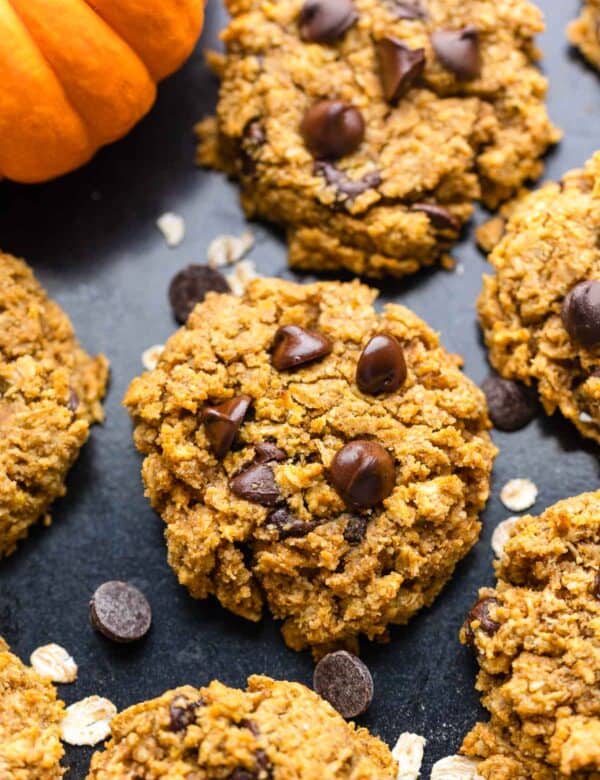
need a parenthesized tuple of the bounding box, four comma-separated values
(124, 277, 495, 656)
(197, 0, 559, 279)
(0, 254, 108, 557)
(87, 675, 396, 779)
(478, 152, 600, 443)
(0, 637, 66, 779)
(460, 491, 600, 780)
(569, 2, 600, 70)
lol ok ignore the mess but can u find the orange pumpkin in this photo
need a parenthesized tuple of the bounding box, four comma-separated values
(0, 0, 204, 183)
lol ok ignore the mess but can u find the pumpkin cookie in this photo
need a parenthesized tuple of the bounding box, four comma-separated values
(478, 152, 600, 443)
(197, 0, 559, 279)
(568, 2, 600, 70)
(124, 277, 495, 656)
(87, 675, 396, 779)
(459, 491, 600, 780)
(0, 637, 66, 779)
(0, 253, 108, 557)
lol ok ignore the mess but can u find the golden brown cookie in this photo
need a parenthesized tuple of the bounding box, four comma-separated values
(460, 492, 600, 780)
(0, 253, 109, 557)
(569, 1, 600, 70)
(87, 675, 396, 779)
(124, 277, 495, 656)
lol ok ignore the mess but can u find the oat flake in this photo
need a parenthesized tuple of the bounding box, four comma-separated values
(207, 231, 254, 268)
(30, 643, 78, 684)
(579, 411, 593, 423)
(156, 212, 185, 248)
(142, 344, 164, 371)
(491, 516, 520, 558)
(500, 478, 538, 512)
(226, 259, 258, 296)
(392, 732, 426, 779)
(60, 695, 117, 746)
(430, 755, 484, 779)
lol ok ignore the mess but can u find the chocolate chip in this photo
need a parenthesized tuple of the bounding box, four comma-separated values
(593, 573, 600, 600)
(254, 442, 287, 464)
(314, 161, 381, 203)
(330, 440, 395, 509)
(301, 100, 365, 160)
(271, 325, 332, 371)
(240, 718, 260, 736)
(89, 581, 152, 643)
(431, 26, 481, 80)
(267, 508, 318, 539)
(169, 696, 203, 731)
(356, 333, 407, 395)
(410, 203, 460, 231)
(68, 388, 79, 413)
(388, 0, 425, 19)
(230, 770, 257, 780)
(231, 463, 281, 506)
(561, 280, 600, 347)
(343, 515, 368, 544)
(463, 597, 500, 647)
(241, 120, 266, 177)
(481, 375, 538, 432)
(299, 0, 357, 43)
(376, 37, 425, 103)
(169, 265, 230, 324)
(313, 650, 374, 718)
(203, 395, 252, 458)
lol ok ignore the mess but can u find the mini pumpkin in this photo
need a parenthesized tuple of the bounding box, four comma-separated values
(0, 0, 204, 183)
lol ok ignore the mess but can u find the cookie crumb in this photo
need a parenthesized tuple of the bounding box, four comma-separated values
(226, 259, 258, 296)
(207, 231, 254, 268)
(142, 344, 164, 371)
(157, 212, 185, 248)
(392, 732, 426, 779)
(431, 755, 483, 779)
(491, 516, 520, 558)
(454, 263, 465, 276)
(499, 478, 537, 512)
(579, 411, 593, 423)
(60, 695, 117, 746)
(30, 643, 78, 684)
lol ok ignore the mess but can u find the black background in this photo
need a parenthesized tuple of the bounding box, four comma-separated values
(0, 2, 598, 776)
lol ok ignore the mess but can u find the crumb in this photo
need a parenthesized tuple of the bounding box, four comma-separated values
(156, 212, 185, 248)
(225, 259, 258, 296)
(207, 231, 254, 268)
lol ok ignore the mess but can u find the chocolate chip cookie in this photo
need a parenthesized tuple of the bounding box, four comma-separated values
(569, 2, 600, 70)
(0, 637, 66, 779)
(197, 0, 559, 278)
(459, 491, 600, 780)
(87, 675, 396, 779)
(478, 152, 600, 443)
(124, 277, 496, 656)
(0, 254, 109, 557)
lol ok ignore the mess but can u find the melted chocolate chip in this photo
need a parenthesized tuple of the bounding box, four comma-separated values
(313, 650, 374, 718)
(330, 440, 395, 509)
(463, 597, 500, 647)
(241, 120, 266, 177)
(240, 718, 261, 737)
(203, 395, 252, 458)
(431, 26, 481, 80)
(230, 771, 257, 780)
(314, 161, 381, 204)
(271, 325, 332, 371)
(231, 463, 281, 506)
(343, 515, 368, 544)
(298, 0, 357, 43)
(376, 37, 425, 103)
(561, 280, 600, 347)
(169, 265, 230, 324)
(267, 508, 318, 539)
(481, 375, 538, 432)
(388, 0, 425, 19)
(301, 100, 365, 160)
(169, 696, 203, 732)
(410, 203, 460, 231)
(593, 573, 600, 600)
(68, 388, 79, 413)
(356, 333, 407, 395)
(254, 442, 287, 464)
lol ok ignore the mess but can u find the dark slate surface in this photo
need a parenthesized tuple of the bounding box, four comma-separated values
(0, 2, 598, 776)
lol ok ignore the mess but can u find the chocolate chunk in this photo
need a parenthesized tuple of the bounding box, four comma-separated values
(463, 597, 500, 647)
(68, 388, 79, 413)
(230, 771, 257, 780)
(240, 718, 260, 736)
(89, 581, 152, 643)
(330, 440, 395, 509)
(431, 26, 481, 80)
(356, 333, 407, 395)
(203, 395, 252, 458)
(254, 442, 287, 464)
(410, 203, 460, 231)
(169, 265, 230, 324)
(301, 100, 365, 160)
(561, 280, 600, 347)
(231, 463, 281, 506)
(267, 508, 318, 539)
(593, 573, 600, 600)
(313, 650, 374, 718)
(299, 0, 357, 43)
(314, 161, 381, 203)
(343, 515, 368, 544)
(376, 37, 425, 103)
(388, 0, 425, 19)
(481, 375, 537, 432)
(241, 120, 266, 177)
(271, 325, 332, 371)
(169, 696, 203, 732)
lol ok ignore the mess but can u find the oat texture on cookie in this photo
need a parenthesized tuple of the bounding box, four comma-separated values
(478, 152, 600, 443)
(569, 1, 600, 70)
(124, 277, 495, 656)
(197, 0, 559, 278)
(87, 675, 396, 779)
(0, 637, 66, 779)
(460, 491, 600, 780)
(0, 254, 109, 557)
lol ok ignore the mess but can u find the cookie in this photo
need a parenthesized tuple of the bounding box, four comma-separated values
(196, 0, 559, 279)
(568, 2, 600, 70)
(87, 675, 396, 779)
(0, 254, 109, 557)
(459, 491, 600, 780)
(124, 277, 496, 656)
(0, 637, 66, 779)
(478, 152, 600, 443)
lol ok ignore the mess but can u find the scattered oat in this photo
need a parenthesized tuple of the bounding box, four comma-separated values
(142, 344, 164, 371)
(500, 478, 538, 512)
(207, 231, 254, 268)
(430, 755, 483, 780)
(60, 696, 117, 746)
(226, 259, 258, 296)
(30, 643, 78, 684)
(454, 263, 465, 276)
(392, 732, 426, 780)
(579, 411, 593, 423)
(491, 516, 521, 558)
(156, 212, 185, 248)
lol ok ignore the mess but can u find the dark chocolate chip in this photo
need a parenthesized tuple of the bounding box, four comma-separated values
(356, 333, 407, 395)
(376, 37, 425, 103)
(203, 395, 252, 458)
(299, 0, 357, 43)
(254, 442, 287, 464)
(410, 203, 460, 231)
(343, 515, 368, 544)
(431, 26, 481, 80)
(271, 325, 332, 371)
(231, 463, 281, 506)
(241, 120, 266, 177)
(240, 718, 261, 737)
(230, 771, 256, 780)
(330, 440, 395, 509)
(561, 280, 600, 347)
(314, 161, 381, 203)
(169, 695, 203, 732)
(267, 508, 318, 539)
(388, 0, 425, 19)
(313, 650, 374, 718)
(593, 573, 600, 600)
(301, 100, 365, 160)
(68, 388, 79, 413)
(481, 375, 538, 432)
(463, 597, 500, 647)
(90, 581, 152, 643)
(169, 265, 230, 324)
